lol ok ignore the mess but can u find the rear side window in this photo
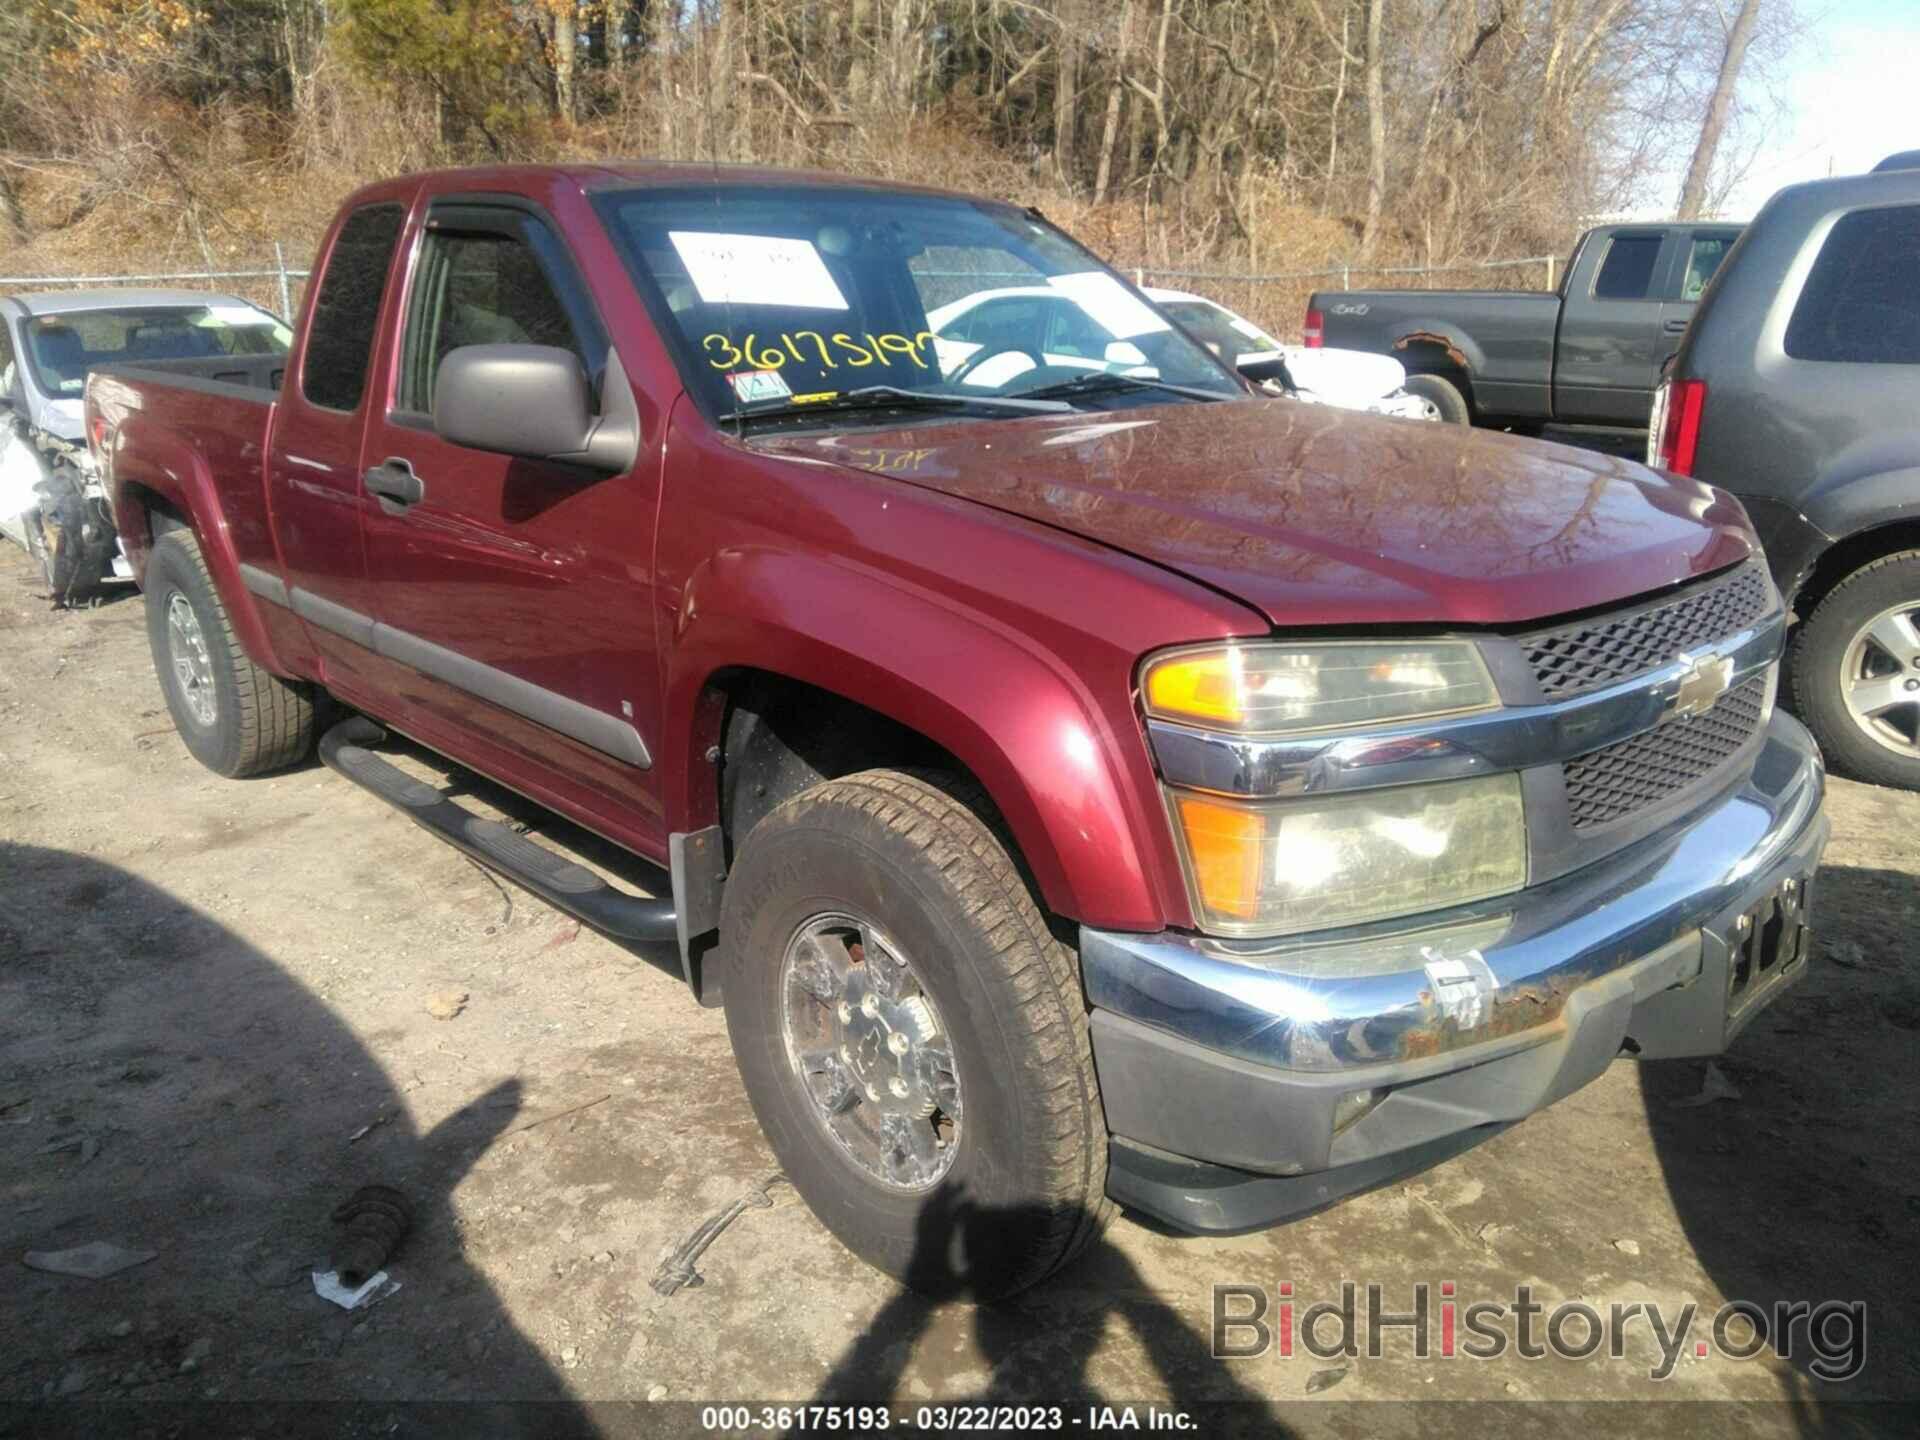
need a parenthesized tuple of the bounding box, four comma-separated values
(1593, 235, 1662, 300)
(1784, 205, 1920, 364)
(1589, 235, 1666, 299)
(302, 203, 405, 411)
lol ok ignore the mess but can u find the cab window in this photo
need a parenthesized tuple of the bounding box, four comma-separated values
(1592, 234, 1663, 301)
(397, 211, 604, 415)
(1680, 236, 1733, 301)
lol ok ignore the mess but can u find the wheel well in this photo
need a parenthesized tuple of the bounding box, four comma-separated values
(1792, 519, 1920, 620)
(122, 483, 190, 548)
(1393, 338, 1474, 403)
(709, 670, 967, 864)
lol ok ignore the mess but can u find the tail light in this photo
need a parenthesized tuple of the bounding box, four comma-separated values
(1303, 306, 1325, 348)
(90, 416, 112, 452)
(1649, 378, 1706, 475)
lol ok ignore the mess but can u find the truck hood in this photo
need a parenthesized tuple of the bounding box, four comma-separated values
(758, 399, 1756, 628)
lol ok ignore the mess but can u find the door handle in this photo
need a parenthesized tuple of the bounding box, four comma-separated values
(1662, 317, 1690, 334)
(364, 457, 425, 510)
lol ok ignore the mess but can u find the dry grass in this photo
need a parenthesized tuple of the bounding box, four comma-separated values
(0, 88, 1554, 338)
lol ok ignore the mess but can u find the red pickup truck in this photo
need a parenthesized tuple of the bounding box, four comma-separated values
(89, 164, 1829, 1298)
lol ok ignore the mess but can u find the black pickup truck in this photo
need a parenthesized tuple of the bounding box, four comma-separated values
(1309, 222, 1741, 430)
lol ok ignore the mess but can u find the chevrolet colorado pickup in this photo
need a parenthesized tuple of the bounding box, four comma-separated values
(91, 165, 1828, 1298)
(1653, 163, 1920, 792)
(1309, 221, 1741, 430)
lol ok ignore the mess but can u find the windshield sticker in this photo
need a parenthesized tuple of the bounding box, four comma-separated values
(702, 331, 937, 372)
(669, 231, 850, 311)
(726, 369, 792, 405)
(1045, 272, 1171, 340)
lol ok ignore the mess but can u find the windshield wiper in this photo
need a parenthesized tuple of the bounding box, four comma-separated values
(1011, 372, 1236, 405)
(732, 384, 1070, 424)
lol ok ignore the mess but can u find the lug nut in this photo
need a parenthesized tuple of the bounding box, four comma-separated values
(866, 1085, 880, 1102)
(888, 1032, 910, 1055)
(861, 994, 880, 1018)
(889, 1078, 910, 1099)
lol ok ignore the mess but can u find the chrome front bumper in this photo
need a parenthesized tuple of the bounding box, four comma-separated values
(1084, 710, 1829, 1232)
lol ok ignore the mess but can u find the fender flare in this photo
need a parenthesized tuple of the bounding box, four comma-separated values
(1799, 461, 1920, 548)
(1390, 323, 1484, 377)
(108, 412, 289, 677)
(659, 547, 1181, 934)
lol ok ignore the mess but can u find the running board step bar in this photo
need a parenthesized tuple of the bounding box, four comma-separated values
(319, 716, 678, 949)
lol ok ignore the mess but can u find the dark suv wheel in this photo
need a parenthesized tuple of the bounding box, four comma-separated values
(1790, 550, 1920, 789)
(719, 768, 1111, 1299)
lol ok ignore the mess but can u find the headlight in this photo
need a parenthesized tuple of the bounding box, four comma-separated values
(1143, 640, 1497, 735)
(1165, 774, 1527, 937)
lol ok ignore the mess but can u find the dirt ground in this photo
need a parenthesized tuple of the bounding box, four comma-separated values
(2, 540, 1917, 1434)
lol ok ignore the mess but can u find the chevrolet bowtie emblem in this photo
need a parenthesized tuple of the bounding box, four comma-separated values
(1670, 650, 1735, 718)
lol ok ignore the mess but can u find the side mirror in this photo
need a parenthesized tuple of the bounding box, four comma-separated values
(1103, 340, 1148, 367)
(1236, 356, 1296, 390)
(433, 344, 639, 474)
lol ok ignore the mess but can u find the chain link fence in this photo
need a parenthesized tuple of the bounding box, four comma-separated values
(1, 249, 1557, 343)
(0, 246, 310, 319)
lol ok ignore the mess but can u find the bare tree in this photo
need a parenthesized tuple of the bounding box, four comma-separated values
(1677, 0, 1762, 219)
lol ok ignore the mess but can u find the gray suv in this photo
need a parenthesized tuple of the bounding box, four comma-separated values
(1654, 163, 1920, 789)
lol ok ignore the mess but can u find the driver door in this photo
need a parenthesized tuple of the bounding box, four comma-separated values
(356, 199, 668, 851)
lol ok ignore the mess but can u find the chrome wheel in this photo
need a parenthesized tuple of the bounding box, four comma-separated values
(779, 913, 962, 1191)
(166, 591, 218, 728)
(1841, 599, 1920, 758)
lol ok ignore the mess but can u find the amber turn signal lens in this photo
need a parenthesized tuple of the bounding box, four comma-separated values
(1171, 792, 1264, 921)
(1144, 652, 1242, 726)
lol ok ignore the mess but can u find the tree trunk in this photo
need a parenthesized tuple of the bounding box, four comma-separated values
(1324, 6, 1348, 208)
(0, 169, 29, 244)
(654, 0, 676, 156)
(552, 2, 577, 122)
(1054, 0, 1082, 187)
(1092, 0, 1135, 204)
(1360, 0, 1385, 255)
(1677, 0, 1762, 220)
(849, 0, 873, 111)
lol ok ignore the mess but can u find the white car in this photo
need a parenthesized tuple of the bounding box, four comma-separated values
(922, 282, 1439, 421)
(1143, 288, 1441, 421)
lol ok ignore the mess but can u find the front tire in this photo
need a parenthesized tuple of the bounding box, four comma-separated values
(719, 769, 1111, 1299)
(145, 529, 315, 777)
(1789, 550, 1920, 790)
(1402, 372, 1471, 425)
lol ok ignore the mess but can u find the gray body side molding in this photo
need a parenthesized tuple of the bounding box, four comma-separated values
(284, 582, 651, 769)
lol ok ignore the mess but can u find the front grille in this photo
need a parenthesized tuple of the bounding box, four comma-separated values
(1522, 560, 1773, 699)
(1563, 674, 1769, 829)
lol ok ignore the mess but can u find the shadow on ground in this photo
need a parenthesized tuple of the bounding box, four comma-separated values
(804, 1190, 1288, 1434)
(0, 843, 597, 1435)
(1642, 860, 1920, 1425)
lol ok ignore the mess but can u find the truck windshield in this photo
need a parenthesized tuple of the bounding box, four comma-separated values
(22, 304, 291, 396)
(594, 185, 1241, 422)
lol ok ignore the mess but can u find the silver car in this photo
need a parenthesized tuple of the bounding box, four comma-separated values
(0, 289, 291, 600)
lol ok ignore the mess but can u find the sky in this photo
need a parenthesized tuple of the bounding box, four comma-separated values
(1713, 0, 1920, 219)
